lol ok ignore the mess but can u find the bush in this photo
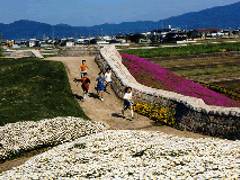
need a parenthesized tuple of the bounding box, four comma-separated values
(0, 47, 2, 57)
(134, 102, 176, 126)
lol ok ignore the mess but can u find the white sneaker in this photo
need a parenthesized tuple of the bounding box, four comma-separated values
(100, 98, 104, 102)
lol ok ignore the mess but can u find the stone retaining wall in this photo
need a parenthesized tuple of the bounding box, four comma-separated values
(3, 50, 43, 59)
(95, 45, 240, 139)
(59, 46, 99, 57)
(3, 51, 35, 58)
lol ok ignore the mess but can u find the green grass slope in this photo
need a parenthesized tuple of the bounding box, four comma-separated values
(0, 58, 87, 126)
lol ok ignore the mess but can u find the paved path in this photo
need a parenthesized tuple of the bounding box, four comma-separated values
(46, 56, 207, 138)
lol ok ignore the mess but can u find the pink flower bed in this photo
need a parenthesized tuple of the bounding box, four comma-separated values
(122, 54, 240, 107)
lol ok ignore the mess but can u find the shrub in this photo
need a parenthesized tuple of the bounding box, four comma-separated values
(134, 102, 176, 126)
(0, 47, 2, 57)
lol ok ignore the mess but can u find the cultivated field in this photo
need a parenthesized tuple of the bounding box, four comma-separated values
(122, 43, 240, 100)
(122, 42, 240, 58)
(152, 56, 240, 92)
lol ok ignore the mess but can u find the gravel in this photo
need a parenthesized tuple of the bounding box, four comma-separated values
(1, 130, 239, 179)
(0, 117, 107, 162)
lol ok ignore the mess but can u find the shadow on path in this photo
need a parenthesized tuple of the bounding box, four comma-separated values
(88, 92, 99, 99)
(73, 93, 84, 101)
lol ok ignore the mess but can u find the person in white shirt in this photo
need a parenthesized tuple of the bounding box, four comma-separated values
(104, 68, 112, 93)
(122, 87, 134, 120)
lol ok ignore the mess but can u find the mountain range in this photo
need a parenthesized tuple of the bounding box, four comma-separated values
(0, 1, 240, 39)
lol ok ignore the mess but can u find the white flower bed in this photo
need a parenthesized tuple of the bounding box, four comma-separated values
(0, 117, 106, 162)
(1, 130, 240, 179)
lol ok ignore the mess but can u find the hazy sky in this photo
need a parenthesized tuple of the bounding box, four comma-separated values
(0, 0, 239, 26)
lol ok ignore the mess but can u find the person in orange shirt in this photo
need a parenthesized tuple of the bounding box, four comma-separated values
(80, 60, 89, 78)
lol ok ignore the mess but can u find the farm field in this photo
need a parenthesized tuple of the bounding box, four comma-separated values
(122, 54, 240, 107)
(151, 56, 240, 93)
(121, 42, 240, 58)
(122, 43, 240, 101)
(0, 58, 87, 126)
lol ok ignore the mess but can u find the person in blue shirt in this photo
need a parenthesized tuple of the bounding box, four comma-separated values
(96, 71, 106, 101)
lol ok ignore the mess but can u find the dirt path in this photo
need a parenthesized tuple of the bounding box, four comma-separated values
(0, 148, 49, 173)
(46, 56, 207, 139)
(0, 55, 208, 173)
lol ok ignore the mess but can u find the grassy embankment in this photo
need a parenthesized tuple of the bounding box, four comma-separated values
(0, 58, 87, 126)
(121, 42, 240, 100)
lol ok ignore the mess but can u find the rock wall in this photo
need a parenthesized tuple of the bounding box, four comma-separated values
(96, 45, 240, 139)
(59, 46, 99, 57)
(3, 50, 35, 58)
(3, 50, 43, 59)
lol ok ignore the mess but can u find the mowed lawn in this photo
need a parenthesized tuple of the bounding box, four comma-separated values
(0, 58, 87, 126)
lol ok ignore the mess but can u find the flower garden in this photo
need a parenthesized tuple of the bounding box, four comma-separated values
(122, 54, 240, 108)
(134, 102, 176, 126)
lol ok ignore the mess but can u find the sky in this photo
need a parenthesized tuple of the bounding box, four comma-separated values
(0, 0, 239, 26)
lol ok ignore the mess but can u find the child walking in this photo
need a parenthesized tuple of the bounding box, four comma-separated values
(122, 87, 134, 120)
(96, 71, 106, 101)
(80, 60, 89, 78)
(104, 68, 112, 93)
(74, 73, 91, 101)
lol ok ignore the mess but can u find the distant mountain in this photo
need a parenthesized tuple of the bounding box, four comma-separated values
(161, 1, 240, 29)
(0, 1, 240, 39)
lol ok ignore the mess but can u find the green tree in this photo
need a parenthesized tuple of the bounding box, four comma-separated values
(0, 33, 2, 57)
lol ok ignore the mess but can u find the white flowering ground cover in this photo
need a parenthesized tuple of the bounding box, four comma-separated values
(1, 130, 239, 179)
(0, 117, 106, 162)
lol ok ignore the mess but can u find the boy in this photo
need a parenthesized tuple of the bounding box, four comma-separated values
(104, 68, 112, 93)
(96, 71, 106, 101)
(122, 87, 134, 120)
(80, 60, 89, 78)
(74, 73, 91, 101)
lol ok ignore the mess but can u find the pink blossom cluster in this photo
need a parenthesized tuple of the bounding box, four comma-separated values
(122, 54, 240, 107)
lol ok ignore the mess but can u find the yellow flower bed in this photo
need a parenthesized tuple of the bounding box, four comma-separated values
(133, 102, 176, 126)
